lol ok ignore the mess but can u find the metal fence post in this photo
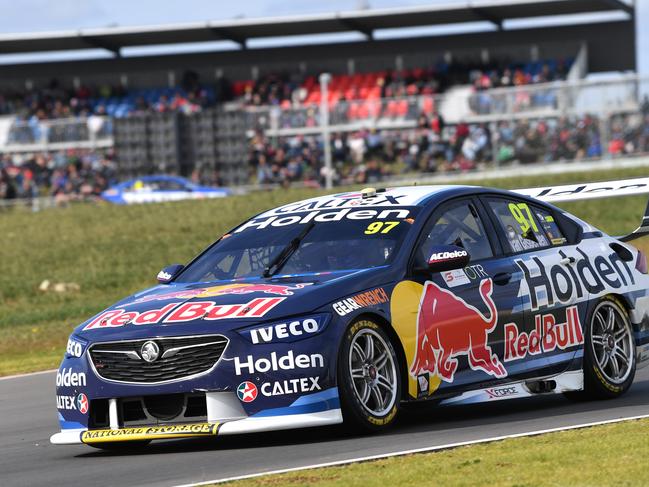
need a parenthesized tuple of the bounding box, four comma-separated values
(319, 72, 333, 189)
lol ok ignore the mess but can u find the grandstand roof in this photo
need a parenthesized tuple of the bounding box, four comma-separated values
(0, 0, 633, 57)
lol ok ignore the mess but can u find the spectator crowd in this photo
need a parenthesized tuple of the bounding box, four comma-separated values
(248, 108, 649, 187)
(3, 56, 649, 199)
(1, 58, 571, 122)
(0, 149, 117, 203)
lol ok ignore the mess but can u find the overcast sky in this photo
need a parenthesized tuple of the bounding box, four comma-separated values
(0, 0, 644, 73)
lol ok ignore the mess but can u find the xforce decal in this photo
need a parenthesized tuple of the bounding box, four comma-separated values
(83, 298, 284, 330)
(410, 278, 507, 383)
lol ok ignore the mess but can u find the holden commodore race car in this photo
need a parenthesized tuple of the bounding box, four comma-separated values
(101, 175, 230, 205)
(52, 177, 649, 448)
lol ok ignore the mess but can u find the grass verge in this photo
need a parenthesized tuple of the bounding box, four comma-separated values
(1, 165, 648, 375)
(221, 417, 649, 487)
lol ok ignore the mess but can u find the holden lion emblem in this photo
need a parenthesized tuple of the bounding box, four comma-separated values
(140, 341, 160, 362)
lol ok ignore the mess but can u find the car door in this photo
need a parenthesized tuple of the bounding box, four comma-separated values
(406, 197, 525, 397)
(482, 195, 584, 378)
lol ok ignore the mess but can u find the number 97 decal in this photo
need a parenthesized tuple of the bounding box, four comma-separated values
(364, 221, 400, 234)
(508, 203, 538, 234)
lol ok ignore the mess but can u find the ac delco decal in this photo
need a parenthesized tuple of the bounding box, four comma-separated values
(429, 250, 468, 261)
(516, 247, 635, 311)
(333, 288, 389, 316)
(505, 306, 583, 362)
(83, 297, 284, 330)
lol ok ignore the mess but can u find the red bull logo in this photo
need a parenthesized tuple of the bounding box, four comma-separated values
(410, 278, 507, 382)
(133, 283, 312, 304)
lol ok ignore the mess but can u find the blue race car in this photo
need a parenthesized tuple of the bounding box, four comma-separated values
(101, 175, 229, 205)
(52, 178, 649, 448)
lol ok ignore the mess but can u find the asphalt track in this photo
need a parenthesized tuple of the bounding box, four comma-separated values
(2, 367, 648, 487)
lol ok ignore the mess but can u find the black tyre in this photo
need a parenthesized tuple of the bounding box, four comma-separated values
(580, 296, 636, 399)
(337, 319, 401, 432)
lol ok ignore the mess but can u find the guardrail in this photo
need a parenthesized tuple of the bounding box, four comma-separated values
(1, 115, 113, 153)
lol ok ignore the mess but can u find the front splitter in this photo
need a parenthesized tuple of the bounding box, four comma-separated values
(80, 422, 221, 444)
(50, 408, 343, 445)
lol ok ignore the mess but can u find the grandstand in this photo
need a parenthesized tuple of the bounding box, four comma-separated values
(0, 0, 641, 199)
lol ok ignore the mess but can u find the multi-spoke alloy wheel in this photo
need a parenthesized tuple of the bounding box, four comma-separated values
(581, 297, 636, 399)
(590, 301, 634, 385)
(338, 320, 401, 431)
(349, 328, 398, 417)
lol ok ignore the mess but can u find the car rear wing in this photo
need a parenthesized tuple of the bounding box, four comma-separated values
(513, 176, 649, 242)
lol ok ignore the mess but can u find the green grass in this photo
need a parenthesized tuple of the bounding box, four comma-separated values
(0, 166, 647, 375)
(221, 418, 649, 487)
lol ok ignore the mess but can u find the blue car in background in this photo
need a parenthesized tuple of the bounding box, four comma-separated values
(101, 175, 230, 205)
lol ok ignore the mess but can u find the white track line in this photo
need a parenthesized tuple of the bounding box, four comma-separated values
(0, 369, 57, 381)
(175, 413, 649, 487)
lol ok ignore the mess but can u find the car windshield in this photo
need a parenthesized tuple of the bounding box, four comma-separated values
(176, 206, 420, 282)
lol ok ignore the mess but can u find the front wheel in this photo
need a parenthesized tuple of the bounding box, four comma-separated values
(582, 297, 636, 399)
(337, 319, 401, 432)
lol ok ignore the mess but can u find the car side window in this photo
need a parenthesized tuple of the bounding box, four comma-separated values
(487, 198, 551, 253)
(417, 202, 493, 266)
(533, 206, 567, 246)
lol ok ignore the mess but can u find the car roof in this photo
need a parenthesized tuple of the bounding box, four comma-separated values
(258, 185, 489, 217)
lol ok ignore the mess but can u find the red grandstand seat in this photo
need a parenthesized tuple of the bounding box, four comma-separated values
(306, 91, 321, 104)
(329, 90, 341, 104)
(386, 100, 399, 118)
(397, 99, 409, 117)
(366, 99, 381, 118)
(347, 101, 360, 120)
(421, 96, 435, 115)
(345, 88, 358, 100)
(368, 86, 381, 99)
(357, 101, 369, 119)
(303, 76, 317, 89)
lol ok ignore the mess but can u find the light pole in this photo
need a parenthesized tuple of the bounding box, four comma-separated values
(319, 72, 333, 189)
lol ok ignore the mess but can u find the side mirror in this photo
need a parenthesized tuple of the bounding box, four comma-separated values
(425, 245, 470, 273)
(157, 264, 184, 284)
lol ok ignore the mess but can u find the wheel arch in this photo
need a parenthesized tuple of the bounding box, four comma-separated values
(601, 293, 641, 349)
(605, 293, 632, 313)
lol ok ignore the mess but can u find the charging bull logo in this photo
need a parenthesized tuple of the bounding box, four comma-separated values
(410, 278, 507, 382)
(133, 283, 312, 304)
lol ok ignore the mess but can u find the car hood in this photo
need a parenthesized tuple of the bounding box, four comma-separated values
(74, 267, 394, 341)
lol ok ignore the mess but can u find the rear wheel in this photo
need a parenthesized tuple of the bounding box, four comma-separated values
(568, 297, 636, 400)
(337, 319, 401, 432)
